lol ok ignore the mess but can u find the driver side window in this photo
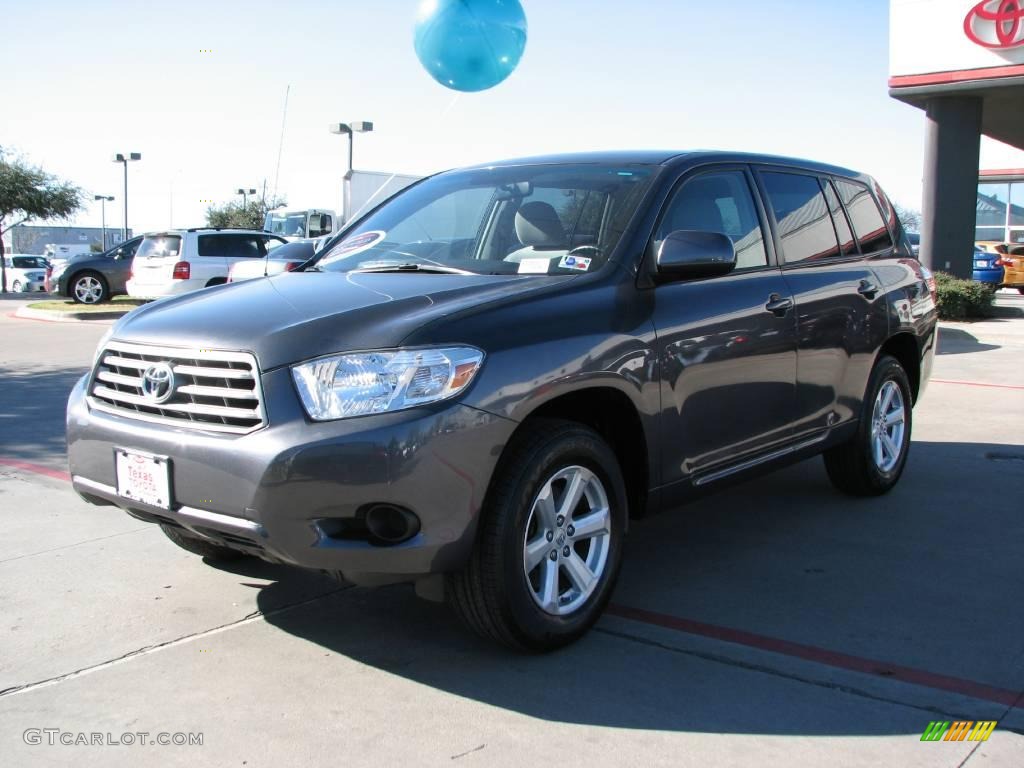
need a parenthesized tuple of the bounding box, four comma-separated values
(658, 171, 767, 270)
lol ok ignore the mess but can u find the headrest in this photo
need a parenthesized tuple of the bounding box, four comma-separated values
(515, 201, 566, 248)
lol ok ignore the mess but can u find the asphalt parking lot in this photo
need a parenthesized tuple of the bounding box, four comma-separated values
(0, 291, 1022, 767)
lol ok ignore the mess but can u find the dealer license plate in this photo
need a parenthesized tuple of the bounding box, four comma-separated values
(115, 449, 171, 509)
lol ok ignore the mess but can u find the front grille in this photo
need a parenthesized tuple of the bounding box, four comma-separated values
(88, 341, 265, 434)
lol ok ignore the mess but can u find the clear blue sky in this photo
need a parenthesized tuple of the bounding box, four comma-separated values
(2, 0, 1021, 233)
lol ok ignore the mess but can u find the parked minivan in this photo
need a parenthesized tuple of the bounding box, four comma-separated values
(68, 151, 937, 651)
(126, 229, 287, 298)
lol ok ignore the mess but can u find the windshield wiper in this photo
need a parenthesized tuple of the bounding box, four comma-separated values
(350, 263, 475, 275)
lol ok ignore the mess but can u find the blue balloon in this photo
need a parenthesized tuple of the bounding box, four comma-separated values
(414, 0, 528, 93)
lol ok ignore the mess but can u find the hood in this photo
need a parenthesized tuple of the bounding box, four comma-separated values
(111, 271, 554, 370)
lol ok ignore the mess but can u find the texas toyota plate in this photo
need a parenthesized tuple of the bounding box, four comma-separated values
(115, 449, 171, 509)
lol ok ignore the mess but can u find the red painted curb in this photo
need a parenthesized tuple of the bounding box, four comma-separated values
(607, 604, 1023, 709)
(0, 458, 71, 482)
(931, 379, 1024, 391)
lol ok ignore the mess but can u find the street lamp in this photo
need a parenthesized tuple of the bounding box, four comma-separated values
(94, 195, 114, 250)
(236, 188, 257, 207)
(111, 152, 141, 242)
(329, 121, 373, 222)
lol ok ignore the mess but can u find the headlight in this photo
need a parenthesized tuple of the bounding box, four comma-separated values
(291, 346, 484, 421)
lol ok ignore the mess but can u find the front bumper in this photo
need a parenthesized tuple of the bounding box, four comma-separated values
(67, 370, 516, 581)
(971, 267, 1004, 286)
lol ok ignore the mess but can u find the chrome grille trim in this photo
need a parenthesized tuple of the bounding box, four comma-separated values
(87, 341, 265, 435)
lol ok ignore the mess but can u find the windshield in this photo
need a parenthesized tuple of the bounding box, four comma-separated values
(315, 164, 656, 276)
(137, 235, 182, 259)
(265, 212, 309, 237)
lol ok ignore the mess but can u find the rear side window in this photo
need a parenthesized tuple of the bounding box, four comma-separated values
(760, 172, 840, 263)
(657, 170, 767, 270)
(834, 179, 894, 254)
(822, 180, 857, 256)
(198, 234, 265, 258)
(137, 236, 182, 259)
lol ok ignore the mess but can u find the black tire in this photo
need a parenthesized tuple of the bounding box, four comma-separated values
(11, 280, 22, 292)
(205, 277, 227, 288)
(160, 524, 246, 561)
(824, 355, 913, 497)
(1018, 288, 1024, 295)
(70, 271, 108, 304)
(447, 419, 627, 652)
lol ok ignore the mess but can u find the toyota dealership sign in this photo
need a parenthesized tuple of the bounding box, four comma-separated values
(891, 0, 1024, 86)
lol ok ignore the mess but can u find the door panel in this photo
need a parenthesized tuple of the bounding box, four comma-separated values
(650, 168, 797, 483)
(654, 271, 798, 481)
(757, 171, 886, 437)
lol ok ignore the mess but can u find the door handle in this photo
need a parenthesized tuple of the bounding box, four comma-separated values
(765, 294, 793, 315)
(857, 279, 879, 298)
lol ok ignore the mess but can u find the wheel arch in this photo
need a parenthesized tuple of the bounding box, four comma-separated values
(502, 385, 652, 520)
(877, 332, 921, 403)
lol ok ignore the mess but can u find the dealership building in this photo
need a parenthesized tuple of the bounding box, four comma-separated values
(890, 0, 1024, 276)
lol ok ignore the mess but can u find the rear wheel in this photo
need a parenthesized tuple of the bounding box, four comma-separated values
(160, 524, 246, 561)
(11, 280, 22, 292)
(447, 420, 626, 652)
(824, 355, 912, 496)
(71, 272, 108, 304)
(1018, 288, 1024, 295)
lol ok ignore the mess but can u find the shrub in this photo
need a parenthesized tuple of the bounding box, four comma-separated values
(934, 272, 995, 320)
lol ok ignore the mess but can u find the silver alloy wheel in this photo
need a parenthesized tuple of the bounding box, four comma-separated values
(523, 465, 612, 616)
(870, 380, 906, 472)
(74, 275, 103, 304)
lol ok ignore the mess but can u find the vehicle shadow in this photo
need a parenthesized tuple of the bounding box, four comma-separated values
(937, 326, 1000, 354)
(254, 439, 1024, 736)
(0, 365, 86, 464)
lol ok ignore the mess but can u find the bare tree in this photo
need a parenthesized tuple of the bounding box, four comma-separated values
(893, 203, 922, 232)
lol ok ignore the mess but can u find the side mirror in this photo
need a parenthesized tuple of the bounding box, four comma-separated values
(656, 230, 736, 280)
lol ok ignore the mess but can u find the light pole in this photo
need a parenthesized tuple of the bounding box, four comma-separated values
(94, 195, 114, 250)
(111, 152, 141, 242)
(329, 121, 373, 223)
(236, 187, 257, 207)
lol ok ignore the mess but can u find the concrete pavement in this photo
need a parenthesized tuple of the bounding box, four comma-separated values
(0, 290, 1021, 766)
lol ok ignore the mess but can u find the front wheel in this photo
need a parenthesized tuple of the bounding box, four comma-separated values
(447, 420, 627, 652)
(824, 355, 913, 496)
(11, 280, 22, 292)
(71, 272, 108, 304)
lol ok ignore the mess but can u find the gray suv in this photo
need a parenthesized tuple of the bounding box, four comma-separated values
(67, 151, 937, 651)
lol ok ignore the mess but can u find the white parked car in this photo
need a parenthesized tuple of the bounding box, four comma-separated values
(3, 254, 50, 293)
(127, 229, 287, 298)
(227, 240, 316, 283)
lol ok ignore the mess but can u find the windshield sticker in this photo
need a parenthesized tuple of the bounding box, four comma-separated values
(559, 255, 592, 271)
(321, 230, 385, 264)
(518, 258, 550, 274)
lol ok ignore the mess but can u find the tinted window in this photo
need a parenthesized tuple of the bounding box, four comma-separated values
(761, 172, 840, 263)
(822, 180, 857, 256)
(137, 235, 182, 259)
(198, 234, 264, 258)
(12, 256, 48, 269)
(835, 179, 894, 253)
(268, 241, 315, 261)
(658, 171, 767, 270)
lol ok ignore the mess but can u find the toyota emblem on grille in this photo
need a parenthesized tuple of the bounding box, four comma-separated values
(141, 362, 175, 403)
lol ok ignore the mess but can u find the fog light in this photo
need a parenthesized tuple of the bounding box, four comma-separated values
(364, 504, 420, 545)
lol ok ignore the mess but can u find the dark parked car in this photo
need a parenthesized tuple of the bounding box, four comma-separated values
(50, 236, 143, 304)
(972, 246, 1004, 291)
(67, 151, 937, 651)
